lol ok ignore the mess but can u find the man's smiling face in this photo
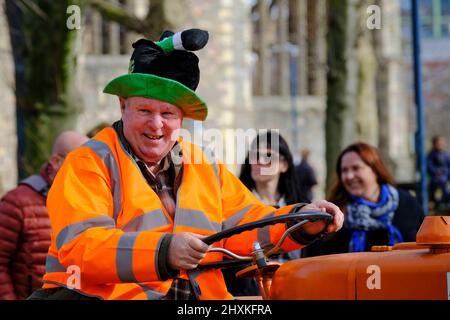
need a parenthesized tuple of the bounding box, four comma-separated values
(120, 96, 183, 165)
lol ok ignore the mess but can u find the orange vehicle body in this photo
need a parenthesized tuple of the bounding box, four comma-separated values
(269, 216, 450, 300)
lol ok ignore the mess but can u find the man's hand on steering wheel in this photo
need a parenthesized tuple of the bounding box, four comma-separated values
(168, 232, 210, 270)
(299, 200, 344, 236)
(167, 203, 343, 271)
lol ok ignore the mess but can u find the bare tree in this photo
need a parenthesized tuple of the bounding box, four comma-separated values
(88, 0, 190, 39)
(326, 0, 373, 192)
(5, 0, 83, 177)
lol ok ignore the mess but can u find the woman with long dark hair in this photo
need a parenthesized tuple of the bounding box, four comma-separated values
(223, 130, 308, 296)
(303, 142, 424, 257)
(239, 130, 306, 206)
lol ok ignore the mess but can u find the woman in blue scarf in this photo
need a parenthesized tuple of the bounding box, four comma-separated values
(303, 142, 424, 256)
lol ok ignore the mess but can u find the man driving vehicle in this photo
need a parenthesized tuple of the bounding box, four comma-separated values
(29, 29, 344, 300)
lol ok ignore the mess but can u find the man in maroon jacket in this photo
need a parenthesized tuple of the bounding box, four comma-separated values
(0, 131, 88, 299)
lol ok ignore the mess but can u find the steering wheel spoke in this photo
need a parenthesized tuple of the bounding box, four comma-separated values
(197, 211, 332, 269)
(207, 247, 252, 261)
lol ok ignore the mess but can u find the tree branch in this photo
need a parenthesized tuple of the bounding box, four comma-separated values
(88, 0, 178, 39)
(17, 0, 48, 19)
(88, 0, 150, 36)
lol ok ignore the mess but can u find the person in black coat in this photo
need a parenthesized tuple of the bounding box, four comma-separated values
(295, 149, 318, 202)
(303, 142, 424, 257)
(427, 135, 450, 206)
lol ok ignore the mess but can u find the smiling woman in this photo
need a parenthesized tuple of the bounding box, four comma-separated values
(302, 142, 425, 257)
(222, 131, 309, 297)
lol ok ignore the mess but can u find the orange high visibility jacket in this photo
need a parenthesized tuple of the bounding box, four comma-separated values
(42, 127, 305, 300)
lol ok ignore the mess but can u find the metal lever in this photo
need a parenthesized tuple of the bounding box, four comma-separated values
(265, 220, 309, 257)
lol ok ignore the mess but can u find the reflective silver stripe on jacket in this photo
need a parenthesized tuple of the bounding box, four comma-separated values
(137, 283, 165, 300)
(116, 232, 139, 283)
(172, 147, 222, 233)
(257, 211, 276, 250)
(56, 216, 116, 250)
(222, 205, 253, 231)
(83, 139, 122, 222)
(201, 146, 220, 186)
(121, 209, 170, 232)
(44, 254, 66, 273)
(175, 208, 222, 233)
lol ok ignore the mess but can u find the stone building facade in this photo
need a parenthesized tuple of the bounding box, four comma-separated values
(1, 0, 431, 200)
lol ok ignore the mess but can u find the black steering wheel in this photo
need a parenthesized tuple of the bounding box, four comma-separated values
(196, 211, 332, 269)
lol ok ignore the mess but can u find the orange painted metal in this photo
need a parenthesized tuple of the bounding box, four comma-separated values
(237, 262, 281, 299)
(269, 216, 450, 300)
(416, 216, 450, 246)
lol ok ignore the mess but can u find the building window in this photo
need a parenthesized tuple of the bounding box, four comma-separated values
(402, 0, 450, 39)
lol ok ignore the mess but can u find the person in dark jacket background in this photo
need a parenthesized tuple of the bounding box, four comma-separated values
(295, 149, 318, 202)
(303, 142, 424, 257)
(427, 135, 450, 206)
(0, 131, 88, 299)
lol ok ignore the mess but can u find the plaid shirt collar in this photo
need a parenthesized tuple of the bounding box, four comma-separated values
(132, 150, 170, 179)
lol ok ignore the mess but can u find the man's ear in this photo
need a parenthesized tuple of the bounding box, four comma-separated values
(119, 97, 126, 113)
